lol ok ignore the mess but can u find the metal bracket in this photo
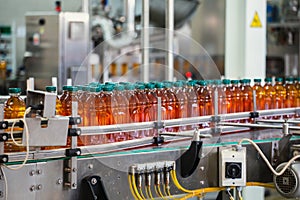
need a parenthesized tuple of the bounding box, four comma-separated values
(153, 121, 164, 129)
(0, 133, 8, 142)
(0, 155, 8, 163)
(68, 128, 81, 137)
(79, 176, 109, 200)
(153, 136, 164, 146)
(64, 102, 79, 190)
(0, 121, 8, 130)
(69, 117, 82, 125)
(65, 148, 81, 157)
(211, 116, 221, 123)
(250, 111, 259, 119)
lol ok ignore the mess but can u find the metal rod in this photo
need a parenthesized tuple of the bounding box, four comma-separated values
(157, 97, 162, 123)
(141, 0, 149, 82)
(252, 90, 257, 112)
(214, 89, 218, 116)
(166, 0, 174, 81)
(219, 122, 300, 131)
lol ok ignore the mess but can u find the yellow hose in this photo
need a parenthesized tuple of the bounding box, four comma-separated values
(139, 187, 146, 200)
(128, 175, 140, 200)
(146, 186, 155, 200)
(131, 174, 144, 200)
(246, 182, 275, 189)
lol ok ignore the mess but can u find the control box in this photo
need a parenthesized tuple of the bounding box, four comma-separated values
(219, 146, 246, 187)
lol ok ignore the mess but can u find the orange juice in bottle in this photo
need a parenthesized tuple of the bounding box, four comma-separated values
(186, 81, 199, 129)
(274, 77, 286, 109)
(240, 79, 253, 112)
(4, 88, 25, 152)
(230, 80, 242, 113)
(253, 79, 265, 110)
(294, 77, 300, 107)
(112, 84, 128, 141)
(197, 80, 212, 128)
(174, 81, 188, 131)
(45, 86, 63, 116)
(221, 79, 232, 114)
(285, 77, 297, 108)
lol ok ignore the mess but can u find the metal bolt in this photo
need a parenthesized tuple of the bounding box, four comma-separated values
(36, 184, 42, 190)
(29, 170, 35, 176)
(72, 168, 77, 172)
(2, 124, 6, 129)
(72, 183, 77, 187)
(2, 135, 7, 141)
(1, 157, 7, 163)
(57, 178, 63, 185)
(91, 178, 98, 185)
(37, 169, 42, 175)
(77, 130, 81, 136)
(200, 181, 205, 185)
(88, 164, 93, 169)
(76, 151, 80, 155)
(30, 185, 35, 192)
(200, 166, 205, 171)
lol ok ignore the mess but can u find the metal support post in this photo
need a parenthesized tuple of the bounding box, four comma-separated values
(141, 0, 149, 82)
(166, 0, 174, 81)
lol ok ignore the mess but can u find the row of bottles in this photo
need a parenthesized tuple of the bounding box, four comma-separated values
(3, 77, 300, 149)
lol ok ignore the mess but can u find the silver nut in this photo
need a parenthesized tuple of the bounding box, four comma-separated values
(30, 185, 35, 192)
(57, 178, 63, 185)
(29, 170, 35, 176)
(36, 184, 42, 190)
(91, 178, 97, 185)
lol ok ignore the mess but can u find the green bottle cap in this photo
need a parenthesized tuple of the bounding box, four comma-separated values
(8, 88, 21, 93)
(67, 86, 78, 92)
(222, 79, 231, 85)
(231, 80, 239, 84)
(254, 78, 261, 83)
(115, 84, 125, 91)
(264, 77, 272, 82)
(90, 86, 101, 93)
(275, 77, 283, 82)
(45, 86, 56, 92)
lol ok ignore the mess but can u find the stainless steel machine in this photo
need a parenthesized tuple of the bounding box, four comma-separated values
(0, 90, 299, 199)
(25, 12, 89, 90)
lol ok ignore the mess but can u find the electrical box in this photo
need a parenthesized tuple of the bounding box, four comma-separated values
(219, 146, 246, 187)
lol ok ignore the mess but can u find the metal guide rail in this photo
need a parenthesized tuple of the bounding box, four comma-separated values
(0, 91, 300, 199)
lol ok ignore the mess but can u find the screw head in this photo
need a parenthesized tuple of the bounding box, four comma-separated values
(29, 170, 35, 176)
(72, 183, 77, 187)
(2, 157, 7, 163)
(36, 184, 42, 190)
(2, 135, 7, 141)
(200, 181, 205, 185)
(37, 169, 42, 175)
(72, 168, 77, 172)
(57, 178, 63, 185)
(91, 178, 97, 185)
(30, 185, 35, 191)
(88, 164, 93, 169)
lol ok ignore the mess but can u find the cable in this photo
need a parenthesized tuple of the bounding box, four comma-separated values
(246, 182, 275, 189)
(156, 185, 168, 200)
(128, 175, 140, 200)
(237, 187, 243, 200)
(146, 186, 154, 200)
(5, 107, 31, 170)
(139, 187, 146, 200)
(130, 174, 144, 200)
(239, 138, 300, 176)
(226, 188, 234, 200)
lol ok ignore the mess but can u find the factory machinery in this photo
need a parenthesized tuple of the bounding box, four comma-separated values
(0, 89, 300, 199)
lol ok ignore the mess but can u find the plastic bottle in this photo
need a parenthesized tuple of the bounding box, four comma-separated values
(45, 86, 63, 116)
(295, 77, 300, 107)
(221, 79, 232, 114)
(112, 84, 128, 142)
(59, 85, 71, 116)
(62, 86, 79, 116)
(84, 86, 101, 145)
(77, 86, 90, 126)
(154, 82, 168, 121)
(213, 80, 225, 115)
(274, 77, 286, 109)
(240, 79, 253, 112)
(285, 77, 297, 108)
(196, 80, 212, 128)
(186, 81, 199, 129)
(4, 88, 25, 119)
(134, 84, 151, 137)
(174, 81, 188, 131)
(4, 88, 25, 152)
(124, 83, 140, 140)
(253, 79, 265, 110)
(230, 80, 242, 114)
(263, 77, 276, 110)
(98, 85, 114, 143)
